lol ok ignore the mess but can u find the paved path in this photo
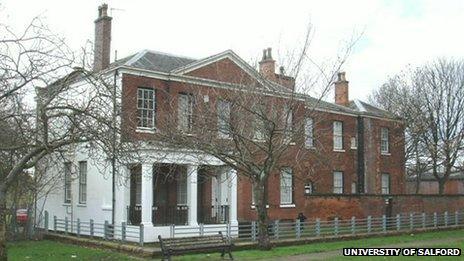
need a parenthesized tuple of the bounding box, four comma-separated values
(267, 237, 463, 260)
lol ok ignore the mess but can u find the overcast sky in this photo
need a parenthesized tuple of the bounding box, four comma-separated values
(2, 0, 464, 101)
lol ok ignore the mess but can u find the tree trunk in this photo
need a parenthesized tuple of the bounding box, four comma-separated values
(254, 180, 271, 250)
(438, 179, 446, 195)
(0, 186, 7, 260)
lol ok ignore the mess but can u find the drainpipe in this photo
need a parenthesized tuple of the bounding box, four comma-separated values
(111, 69, 119, 225)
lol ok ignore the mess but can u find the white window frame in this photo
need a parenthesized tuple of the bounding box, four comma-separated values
(381, 173, 390, 194)
(283, 105, 293, 139)
(178, 93, 194, 133)
(351, 181, 357, 194)
(305, 117, 314, 148)
(333, 121, 344, 150)
(333, 171, 344, 194)
(78, 161, 87, 204)
(217, 99, 231, 138)
(135, 171, 142, 206)
(253, 116, 265, 140)
(137, 88, 156, 129)
(381, 127, 389, 154)
(350, 136, 357, 149)
(64, 162, 72, 204)
(280, 168, 293, 204)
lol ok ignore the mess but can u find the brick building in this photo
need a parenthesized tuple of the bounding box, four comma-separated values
(38, 4, 405, 242)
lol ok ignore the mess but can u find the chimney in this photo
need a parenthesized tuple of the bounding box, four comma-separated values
(93, 4, 112, 72)
(259, 47, 276, 81)
(334, 72, 349, 106)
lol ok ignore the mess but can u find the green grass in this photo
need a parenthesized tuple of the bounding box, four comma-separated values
(174, 229, 464, 260)
(8, 240, 139, 261)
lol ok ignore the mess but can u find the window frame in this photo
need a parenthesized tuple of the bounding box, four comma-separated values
(280, 167, 293, 205)
(178, 92, 194, 133)
(381, 173, 391, 194)
(78, 161, 87, 204)
(283, 105, 293, 139)
(333, 171, 344, 194)
(217, 99, 231, 139)
(333, 121, 344, 150)
(137, 87, 156, 129)
(176, 171, 187, 205)
(305, 117, 314, 148)
(64, 162, 72, 204)
(380, 127, 390, 154)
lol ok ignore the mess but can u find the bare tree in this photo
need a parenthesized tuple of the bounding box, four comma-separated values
(370, 58, 464, 194)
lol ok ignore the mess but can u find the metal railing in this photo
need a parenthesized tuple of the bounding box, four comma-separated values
(199, 205, 229, 224)
(152, 205, 188, 226)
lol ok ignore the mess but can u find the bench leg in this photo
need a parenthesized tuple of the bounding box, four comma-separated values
(228, 247, 233, 260)
(221, 248, 225, 258)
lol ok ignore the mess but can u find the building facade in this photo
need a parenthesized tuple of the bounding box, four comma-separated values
(37, 4, 405, 242)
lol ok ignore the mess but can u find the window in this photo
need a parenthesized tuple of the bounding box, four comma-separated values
(178, 93, 194, 132)
(305, 118, 314, 148)
(333, 121, 343, 150)
(381, 128, 389, 154)
(217, 100, 231, 138)
(137, 88, 156, 129)
(135, 171, 142, 205)
(280, 168, 293, 204)
(333, 171, 344, 194)
(351, 182, 357, 194)
(177, 172, 187, 205)
(381, 173, 390, 194)
(253, 116, 265, 140)
(78, 161, 87, 204)
(64, 162, 72, 203)
(350, 136, 357, 149)
(304, 182, 314, 195)
(283, 105, 293, 139)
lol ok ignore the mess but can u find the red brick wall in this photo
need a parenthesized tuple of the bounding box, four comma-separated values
(406, 180, 464, 194)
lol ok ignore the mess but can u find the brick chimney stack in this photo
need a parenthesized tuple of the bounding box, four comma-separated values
(334, 72, 349, 106)
(93, 4, 112, 72)
(259, 47, 276, 81)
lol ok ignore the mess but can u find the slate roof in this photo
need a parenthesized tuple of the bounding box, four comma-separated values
(349, 99, 401, 120)
(407, 171, 464, 181)
(111, 49, 197, 72)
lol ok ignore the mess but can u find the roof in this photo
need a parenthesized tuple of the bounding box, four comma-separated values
(349, 99, 401, 120)
(111, 49, 197, 73)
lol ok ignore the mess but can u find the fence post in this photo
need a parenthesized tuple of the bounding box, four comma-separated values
(396, 214, 400, 231)
(65, 217, 68, 235)
(409, 213, 413, 230)
(334, 217, 339, 236)
(351, 216, 356, 235)
(274, 220, 279, 240)
(104, 220, 109, 240)
(199, 223, 204, 236)
(444, 211, 448, 227)
(139, 223, 144, 247)
(367, 216, 372, 234)
(77, 219, 81, 237)
(53, 216, 57, 232)
(455, 211, 459, 226)
(382, 215, 386, 233)
(121, 222, 126, 242)
(422, 213, 426, 229)
(296, 219, 301, 239)
(90, 219, 94, 238)
(251, 221, 257, 241)
(170, 224, 175, 238)
(227, 223, 231, 237)
(433, 212, 437, 228)
(44, 211, 49, 231)
(315, 218, 321, 237)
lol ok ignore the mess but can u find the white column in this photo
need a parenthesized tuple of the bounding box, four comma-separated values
(187, 165, 198, 226)
(115, 165, 129, 224)
(228, 168, 238, 226)
(141, 163, 153, 225)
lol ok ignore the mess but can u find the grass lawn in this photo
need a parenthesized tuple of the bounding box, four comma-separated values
(8, 240, 139, 261)
(174, 229, 464, 260)
(7, 229, 464, 260)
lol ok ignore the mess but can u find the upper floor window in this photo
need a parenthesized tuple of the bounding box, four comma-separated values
(333, 121, 343, 150)
(305, 117, 314, 148)
(381, 128, 389, 154)
(217, 99, 231, 138)
(78, 161, 87, 204)
(350, 136, 357, 149)
(64, 162, 72, 203)
(253, 116, 265, 140)
(283, 105, 293, 139)
(381, 173, 390, 194)
(333, 171, 344, 194)
(178, 93, 194, 133)
(280, 168, 293, 204)
(137, 88, 156, 129)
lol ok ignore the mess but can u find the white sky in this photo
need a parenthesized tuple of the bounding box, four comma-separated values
(2, 0, 464, 101)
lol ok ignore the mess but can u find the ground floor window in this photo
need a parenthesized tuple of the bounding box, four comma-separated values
(333, 171, 344, 194)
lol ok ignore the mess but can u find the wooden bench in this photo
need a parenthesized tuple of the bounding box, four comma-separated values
(158, 232, 233, 260)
